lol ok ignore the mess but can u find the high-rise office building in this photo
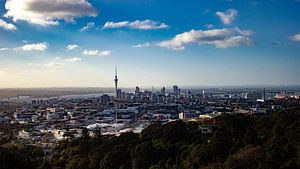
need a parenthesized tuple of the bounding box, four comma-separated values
(100, 94, 110, 105)
(263, 88, 266, 100)
(135, 86, 140, 97)
(117, 89, 122, 99)
(161, 87, 166, 95)
(173, 85, 179, 96)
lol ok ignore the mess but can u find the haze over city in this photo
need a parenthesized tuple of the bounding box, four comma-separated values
(0, 0, 299, 88)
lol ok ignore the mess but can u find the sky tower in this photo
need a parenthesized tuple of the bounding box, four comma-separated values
(114, 65, 118, 97)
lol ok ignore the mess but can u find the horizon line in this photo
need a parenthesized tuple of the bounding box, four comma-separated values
(1, 84, 300, 90)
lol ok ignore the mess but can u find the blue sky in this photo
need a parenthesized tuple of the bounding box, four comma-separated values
(0, 0, 299, 88)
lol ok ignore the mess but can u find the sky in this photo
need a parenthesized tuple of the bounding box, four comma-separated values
(0, 0, 300, 88)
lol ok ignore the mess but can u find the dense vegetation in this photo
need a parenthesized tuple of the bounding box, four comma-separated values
(0, 111, 299, 169)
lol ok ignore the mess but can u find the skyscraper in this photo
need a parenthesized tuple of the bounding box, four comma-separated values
(173, 85, 179, 96)
(114, 65, 118, 97)
(135, 86, 140, 97)
(100, 94, 110, 105)
(263, 88, 266, 100)
(161, 87, 166, 95)
(117, 89, 122, 99)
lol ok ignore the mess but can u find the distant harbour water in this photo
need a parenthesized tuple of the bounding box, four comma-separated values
(58, 92, 115, 99)
(0, 92, 115, 102)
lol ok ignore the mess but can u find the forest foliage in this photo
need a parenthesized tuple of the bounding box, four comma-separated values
(0, 111, 299, 169)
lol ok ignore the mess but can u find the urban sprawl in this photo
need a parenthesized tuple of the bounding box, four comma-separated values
(0, 69, 299, 155)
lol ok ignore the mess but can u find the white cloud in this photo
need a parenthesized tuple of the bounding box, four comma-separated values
(82, 49, 99, 56)
(98, 50, 111, 56)
(213, 35, 252, 48)
(66, 44, 79, 51)
(0, 19, 17, 30)
(216, 9, 238, 25)
(103, 20, 169, 30)
(28, 56, 80, 73)
(15, 42, 48, 51)
(234, 27, 254, 36)
(132, 42, 151, 48)
(45, 62, 63, 68)
(290, 34, 300, 42)
(4, 0, 97, 26)
(79, 22, 95, 31)
(135, 28, 254, 50)
(82, 49, 111, 56)
(103, 21, 129, 29)
(129, 20, 169, 30)
(65, 57, 82, 62)
(0, 48, 10, 51)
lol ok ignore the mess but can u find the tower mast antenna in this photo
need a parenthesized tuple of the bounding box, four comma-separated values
(114, 65, 118, 97)
(114, 65, 119, 123)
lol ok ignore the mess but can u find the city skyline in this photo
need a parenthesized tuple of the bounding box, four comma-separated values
(1, 0, 300, 88)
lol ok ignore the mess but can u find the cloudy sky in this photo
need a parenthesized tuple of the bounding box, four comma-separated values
(0, 0, 300, 88)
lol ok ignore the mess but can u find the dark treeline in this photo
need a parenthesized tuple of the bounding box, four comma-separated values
(0, 111, 299, 169)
